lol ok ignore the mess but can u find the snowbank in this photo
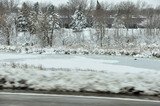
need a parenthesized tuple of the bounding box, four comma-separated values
(0, 64, 160, 96)
(1, 45, 160, 58)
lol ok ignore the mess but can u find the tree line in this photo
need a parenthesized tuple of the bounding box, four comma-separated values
(0, 0, 160, 47)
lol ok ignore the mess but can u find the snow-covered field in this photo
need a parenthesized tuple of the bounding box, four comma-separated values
(0, 53, 160, 96)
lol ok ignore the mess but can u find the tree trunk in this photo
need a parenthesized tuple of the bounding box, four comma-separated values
(6, 34, 10, 45)
(100, 29, 103, 47)
(50, 28, 54, 47)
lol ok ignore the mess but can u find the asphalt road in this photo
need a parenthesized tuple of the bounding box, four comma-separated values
(0, 92, 160, 106)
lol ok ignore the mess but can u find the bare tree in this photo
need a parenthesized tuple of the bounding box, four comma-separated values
(116, 1, 136, 30)
(155, 5, 160, 29)
(93, 0, 107, 47)
(0, 15, 13, 45)
(57, 4, 70, 28)
(36, 13, 50, 47)
(47, 5, 60, 47)
(68, 0, 88, 14)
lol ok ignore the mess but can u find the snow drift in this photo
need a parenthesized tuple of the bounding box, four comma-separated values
(0, 64, 160, 96)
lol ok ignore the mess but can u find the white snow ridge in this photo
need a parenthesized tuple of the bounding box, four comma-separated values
(0, 63, 160, 96)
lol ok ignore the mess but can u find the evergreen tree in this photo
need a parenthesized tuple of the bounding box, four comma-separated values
(28, 11, 37, 34)
(70, 6, 87, 32)
(33, 2, 39, 14)
(21, 2, 30, 18)
(47, 5, 55, 15)
(16, 2, 31, 32)
(16, 12, 28, 32)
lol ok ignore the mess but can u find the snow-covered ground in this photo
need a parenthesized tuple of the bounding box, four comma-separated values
(0, 53, 160, 71)
(1, 28, 160, 58)
(0, 53, 160, 96)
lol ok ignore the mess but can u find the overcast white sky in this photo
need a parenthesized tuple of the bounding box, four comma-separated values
(20, 0, 160, 7)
